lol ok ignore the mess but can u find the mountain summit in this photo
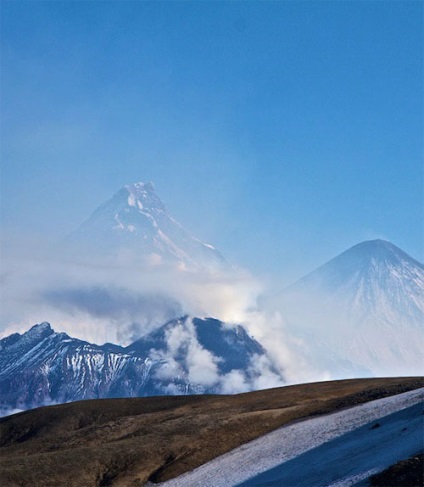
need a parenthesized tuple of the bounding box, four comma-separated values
(281, 240, 424, 377)
(291, 239, 424, 323)
(68, 182, 227, 269)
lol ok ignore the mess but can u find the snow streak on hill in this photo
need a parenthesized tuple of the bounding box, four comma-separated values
(160, 387, 424, 487)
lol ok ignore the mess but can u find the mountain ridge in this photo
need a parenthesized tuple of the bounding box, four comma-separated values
(0, 316, 281, 413)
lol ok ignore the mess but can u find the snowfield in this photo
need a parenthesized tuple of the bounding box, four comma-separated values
(158, 387, 424, 487)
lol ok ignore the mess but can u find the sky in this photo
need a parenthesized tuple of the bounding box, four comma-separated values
(1, 0, 423, 284)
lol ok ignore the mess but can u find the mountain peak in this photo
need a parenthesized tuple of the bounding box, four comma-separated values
(116, 181, 165, 213)
(282, 240, 424, 377)
(126, 181, 155, 192)
(292, 239, 424, 291)
(350, 239, 400, 254)
(357, 238, 391, 247)
(24, 322, 54, 342)
(333, 239, 424, 270)
(67, 182, 228, 270)
(124, 181, 156, 200)
(28, 322, 53, 334)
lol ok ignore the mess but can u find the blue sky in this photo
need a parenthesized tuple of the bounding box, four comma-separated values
(1, 0, 423, 283)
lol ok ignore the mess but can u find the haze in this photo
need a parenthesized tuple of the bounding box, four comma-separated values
(1, 1, 422, 285)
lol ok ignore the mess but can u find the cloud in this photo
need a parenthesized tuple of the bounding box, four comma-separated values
(239, 310, 329, 385)
(147, 317, 286, 394)
(150, 318, 221, 388)
(43, 286, 182, 344)
(0, 236, 261, 347)
(43, 287, 180, 321)
(186, 339, 220, 387)
(0, 236, 321, 388)
(219, 370, 250, 394)
(0, 407, 25, 418)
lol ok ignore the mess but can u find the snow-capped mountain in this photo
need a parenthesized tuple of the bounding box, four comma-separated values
(280, 240, 424, 377)
(0, 322, 156, 412)
(67, 182, 227, 270)
(0, 317, 281, 412)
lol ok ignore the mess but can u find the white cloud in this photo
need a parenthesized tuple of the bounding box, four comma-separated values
(0, 238, 324, 389)
(0, 240, 261, 346)
(219, 370, 250, 394)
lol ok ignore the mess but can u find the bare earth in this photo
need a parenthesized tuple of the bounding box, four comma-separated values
(0, 377, 423, 486)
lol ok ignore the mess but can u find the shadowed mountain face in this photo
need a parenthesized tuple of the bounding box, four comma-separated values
(0, 317, 279, 412)
(128, 317, 265, 374)
(280, 240, 424, 377)
(67, 182, 227, 270)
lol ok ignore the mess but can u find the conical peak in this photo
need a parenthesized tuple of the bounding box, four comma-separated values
(289, 239, 423, 293)
(351, 239, 394, 252)
(342, 239, 420, 265)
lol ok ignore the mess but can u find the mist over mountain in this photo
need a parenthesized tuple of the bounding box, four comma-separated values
(1, 182, 258, 346)
(279, 240, 424, 377)
(1, 180, 422, 393)
(67, 182, 228, 271)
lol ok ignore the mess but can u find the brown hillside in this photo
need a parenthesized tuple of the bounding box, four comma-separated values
(1, 377, 423, 487)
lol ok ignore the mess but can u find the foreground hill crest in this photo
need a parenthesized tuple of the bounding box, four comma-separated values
(1, 378, 422, 486)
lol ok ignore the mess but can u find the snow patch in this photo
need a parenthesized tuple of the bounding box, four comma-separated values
(127, 193, 136, 207)
(159, 388, 424, 487)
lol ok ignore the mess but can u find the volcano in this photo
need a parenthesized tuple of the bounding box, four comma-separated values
(280, 240, 424, 377)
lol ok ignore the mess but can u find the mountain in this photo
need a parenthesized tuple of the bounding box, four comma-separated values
(280, 240, 424, 377)
(0, 322, 156, 412)
(0, 317, 280, 412)
(67, 182, 227, 270)
(128, 317, 265, 373)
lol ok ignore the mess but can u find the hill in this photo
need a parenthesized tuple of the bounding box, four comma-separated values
(1, 377, 422, 486)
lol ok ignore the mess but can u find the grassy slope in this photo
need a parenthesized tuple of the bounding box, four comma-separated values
(1, 377, 423, 487)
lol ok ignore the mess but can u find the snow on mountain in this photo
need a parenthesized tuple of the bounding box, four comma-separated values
(0, 317, 282, 412)
(67, 182, 227, 270)
(0, 322, 156, 412)
(280, 240, 424, 377)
